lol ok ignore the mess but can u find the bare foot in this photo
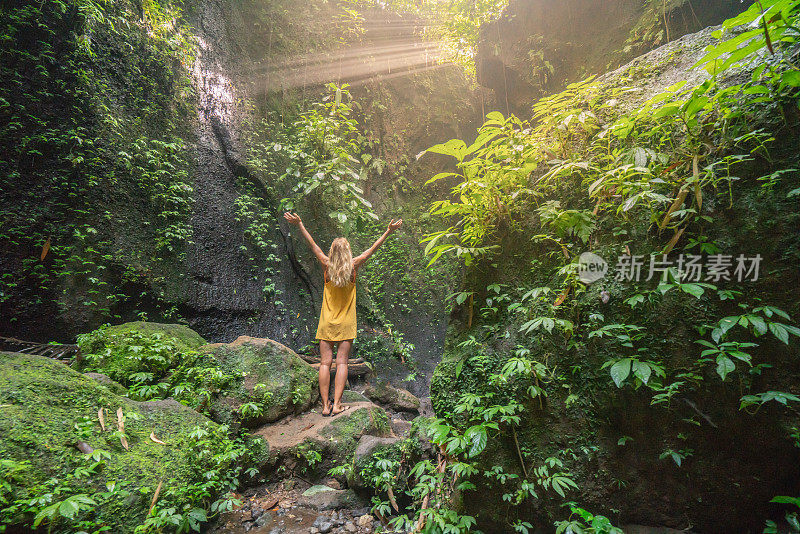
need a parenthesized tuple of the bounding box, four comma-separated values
(331, 405, 349, 415)
(322, 404, 332, 416)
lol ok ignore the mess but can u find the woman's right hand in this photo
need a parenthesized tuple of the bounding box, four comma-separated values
(387, 218, 403, 233)
(283, 212, 302, 226)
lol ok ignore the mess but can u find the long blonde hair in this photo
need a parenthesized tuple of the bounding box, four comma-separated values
(327, 237, 354, 287)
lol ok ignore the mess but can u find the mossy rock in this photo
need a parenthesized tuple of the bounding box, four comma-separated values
(363, 380, 421, 412)
(319, 404, 392, 457)
(84, 372, 128, 396)
(76, 321, 207, 385)
(341, 390, 370, 403)
(0, 351, 218, 532)
(348, 435, 402, 491)
(254, 401, 393, 478)
(203, 336, 319, 428)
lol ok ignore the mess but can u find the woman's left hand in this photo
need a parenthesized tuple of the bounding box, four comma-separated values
(284, 212, 302, 225)
(387, 219, 403, 232)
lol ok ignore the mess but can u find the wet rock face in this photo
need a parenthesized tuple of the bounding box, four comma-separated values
(203, 336, 320, 427)
(475, 0, 750, 111)
(181, 0, 319, 347)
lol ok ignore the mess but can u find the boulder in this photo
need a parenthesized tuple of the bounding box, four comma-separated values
(0, 351, 229, 532)
(340, 390, 370, 403)
(76, 321, 207, 385)
(348, 435, 403, 491)
(203, 336, 319, 428)
(84, 372, 127, 395)
(354, 435, 402, 463)
(300, 486, 366, 510)
(253, 401, 392, 475)
(363, 381, 420, 413)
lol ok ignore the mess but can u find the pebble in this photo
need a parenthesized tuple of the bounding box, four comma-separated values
(312, 516, 333, 534)
(255, 512, 272, 527)
(344, 521, 357, 532)
(357, 514, 374, 527)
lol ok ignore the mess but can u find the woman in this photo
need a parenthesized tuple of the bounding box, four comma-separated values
(283, 212, 403, 415)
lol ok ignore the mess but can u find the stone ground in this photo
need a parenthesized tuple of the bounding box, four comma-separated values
(253, 401, 379, 448)
(210, 390, 419, 533)
(208, 478, 383, 534)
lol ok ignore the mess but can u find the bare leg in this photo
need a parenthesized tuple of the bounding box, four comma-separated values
(332, 339, 352, 414)
(319, 340, 334, 415)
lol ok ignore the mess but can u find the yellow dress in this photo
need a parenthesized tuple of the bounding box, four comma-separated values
(315, 267, 357, 341)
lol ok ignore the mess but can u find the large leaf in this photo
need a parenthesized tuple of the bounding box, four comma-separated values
(716, 355, 735, 381)
(632, 360, 652, 384)
(465, 425, 488, 458)
(610, 359, 632, 387)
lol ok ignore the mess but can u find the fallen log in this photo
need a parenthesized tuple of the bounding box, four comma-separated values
(0, 336, 79, 364)
(309, 362, 371, 377)
(299, 353, 364, 365)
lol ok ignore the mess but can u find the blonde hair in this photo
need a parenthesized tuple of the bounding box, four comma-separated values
(327, 238, 354, 287)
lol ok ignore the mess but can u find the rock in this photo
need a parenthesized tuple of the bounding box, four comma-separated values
(344, 521, 357, 532)
(302, 484, 337, 497)
(202, 336, 319, 428)
(341, 390, 370, 403)
(312, 516, 333, 533)
(349, 435, 402, 490)
(0, 351, 218, 532)
(76, 321, 207, 386)
(254, 401, 392, 475)
(363, 381, 420, 413)
(390, 417, 412, 437)
(324, 477, 342, 489)
(354, 435, 401, 463)
(357, 514, 374, 527)
(83, 372, 127, 395)
(623, 527, 698, 534)
(301, 488, 366, 511)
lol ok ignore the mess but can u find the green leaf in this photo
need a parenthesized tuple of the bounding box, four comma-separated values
(770, 496, 800, 508)
(424, 172, 459, 185)
(610, 359, 632, 387)
(769, 322, 790, 345)
(780, 70, 800, 89)
(749, 315, 768, 335)
(680, 284, 705, 298)
(716, 355, 735, 381)
(465, 425, 488, 458)
(632, 360, 652, 384)
(425, 139, 468, 162)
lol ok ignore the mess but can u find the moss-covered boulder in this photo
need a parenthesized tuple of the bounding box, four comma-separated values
(203, 336, 319, 428)
(0, 351, 227, 532)
(341, 389, 370, 403)
(348, 435, 402, 490)
(319, 404, 393, 456)
(363, 381, 421, 413)
(253, 401, 393, 477)
(83, 372, 128, 395)
(76, 321, 207, 386)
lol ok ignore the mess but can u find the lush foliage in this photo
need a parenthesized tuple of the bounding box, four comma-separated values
(422, 0, 800, 530)
(0, 0, 197, 330)
(246, 83, 379, 234)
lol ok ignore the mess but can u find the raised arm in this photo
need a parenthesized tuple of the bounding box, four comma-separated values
(354, 219, 403, 268)
(283, 212, 328, 266)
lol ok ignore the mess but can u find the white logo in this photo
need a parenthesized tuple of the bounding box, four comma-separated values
(578, 252, 608, 284)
